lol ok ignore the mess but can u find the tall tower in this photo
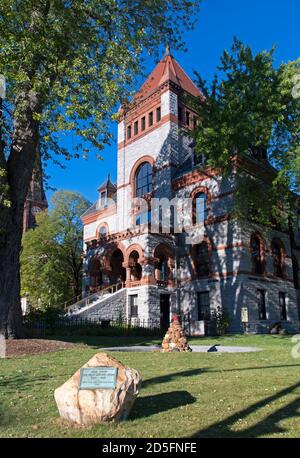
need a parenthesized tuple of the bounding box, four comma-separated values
(116, 46, 203, 232)
(23, 155, 48, 233)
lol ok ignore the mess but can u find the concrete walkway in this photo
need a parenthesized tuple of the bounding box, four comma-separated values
(99, 345, 262, 353)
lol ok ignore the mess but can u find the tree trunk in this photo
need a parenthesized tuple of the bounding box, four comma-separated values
(0, 91, 40, 338)
(0, 221, 24, 338)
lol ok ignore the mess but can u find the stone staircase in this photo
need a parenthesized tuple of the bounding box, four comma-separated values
(65, 283, 126, 321)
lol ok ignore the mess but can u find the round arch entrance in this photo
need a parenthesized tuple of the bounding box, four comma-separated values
(110, 249, 126, 284)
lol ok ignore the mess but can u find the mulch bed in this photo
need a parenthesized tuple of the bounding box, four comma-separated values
(4, 339, 84, 357)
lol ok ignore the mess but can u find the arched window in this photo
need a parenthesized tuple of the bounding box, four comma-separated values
(272, 240, 285, 278)
(99, 225, 107, 237)
(195, 242, 210, 278)
(135, 162, 153, 197)
(193, 193, 207, 225)
(251, 235, 264, 275)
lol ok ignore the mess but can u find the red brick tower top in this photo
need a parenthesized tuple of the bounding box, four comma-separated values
(135, 45, 203, 102)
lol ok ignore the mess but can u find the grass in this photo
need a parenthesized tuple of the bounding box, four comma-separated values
(0, 334, 300, 438)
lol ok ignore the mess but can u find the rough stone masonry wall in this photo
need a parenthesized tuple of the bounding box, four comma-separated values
(77, 289, 126, 321)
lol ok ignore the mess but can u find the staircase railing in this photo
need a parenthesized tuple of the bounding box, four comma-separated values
(65, 282, 125, 316)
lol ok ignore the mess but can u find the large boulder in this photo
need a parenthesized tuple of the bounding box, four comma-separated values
(54, 353, 141, 426)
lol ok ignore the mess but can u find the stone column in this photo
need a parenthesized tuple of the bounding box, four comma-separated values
(141, 257, 157, 285)
(122, 262, 132, 287)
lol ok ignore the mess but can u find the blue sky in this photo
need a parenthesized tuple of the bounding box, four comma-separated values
(46, 0, 300, 205)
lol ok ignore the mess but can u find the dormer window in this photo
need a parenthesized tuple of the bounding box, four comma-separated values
(127, 125, 132, 139)
(100, 191, 107, 208)
(156, 107, 161, 122)
(134, 120, 138, 136)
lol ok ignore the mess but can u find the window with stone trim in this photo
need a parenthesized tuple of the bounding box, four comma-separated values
(272, 240, 284, 278)
(193, 151, 206, 167)
(99, 225, 107, 237)
(197, 292, 210, 321)
(127, 125, 132, 139)
(195, 242, 210, 278)
(178, 106, 183, 122)
(135, 208, 151, 226)
(251, 235, 264, 275)
(134, 120, 138, 135)
(141, 116, 146, 131)
(156, 106, 161, 122)
(129, 295, 138, 318)
(185, 110, 190, 126)
(193, 192, 207, 225)
(100, 190, 107, 207)
(148, 111, 153, 126)
(279, 292, 287, 320)
(257, 289, 267, 320)
(135, 162, 153, 197)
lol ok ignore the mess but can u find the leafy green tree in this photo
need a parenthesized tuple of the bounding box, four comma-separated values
(0, 0, 201, 337)
(193, 38, 300, 227)
(21, 190, 90, 310)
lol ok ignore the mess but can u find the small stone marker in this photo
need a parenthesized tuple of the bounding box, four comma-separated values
(162, 314, 192, 352)
(54, 353, 141, 426)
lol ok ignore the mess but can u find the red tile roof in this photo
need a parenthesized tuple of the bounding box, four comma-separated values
(135, 53, 203, 102)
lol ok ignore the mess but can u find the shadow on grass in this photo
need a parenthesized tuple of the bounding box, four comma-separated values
(0, 372, 68, 392)
(207, 363, 300, 374)
(45, 335, 160, 348)
(142, 365, 300, 389)
(143, 368, 207, 388)
(192, 381, 300, 438)
(130, 391, 196, 420)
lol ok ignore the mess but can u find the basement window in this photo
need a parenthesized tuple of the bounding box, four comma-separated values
(130, 295, 138, 318)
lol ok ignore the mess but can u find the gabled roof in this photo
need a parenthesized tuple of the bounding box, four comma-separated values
(135, 49, 203, 102)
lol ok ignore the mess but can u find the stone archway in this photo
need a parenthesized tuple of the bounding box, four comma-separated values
(110, 249, 126, 284)
(128, 250, 142, 281)
(154, 243, 175, 284)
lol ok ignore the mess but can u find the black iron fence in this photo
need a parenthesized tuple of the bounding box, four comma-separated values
(23, 316, 163, 337)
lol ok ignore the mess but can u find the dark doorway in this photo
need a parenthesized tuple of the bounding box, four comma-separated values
(160, 294, 170, 332)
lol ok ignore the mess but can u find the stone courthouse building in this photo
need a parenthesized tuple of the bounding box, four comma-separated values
(79, 49, 300, 335)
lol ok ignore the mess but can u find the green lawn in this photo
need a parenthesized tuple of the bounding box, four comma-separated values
(0, 334, 300, 438)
